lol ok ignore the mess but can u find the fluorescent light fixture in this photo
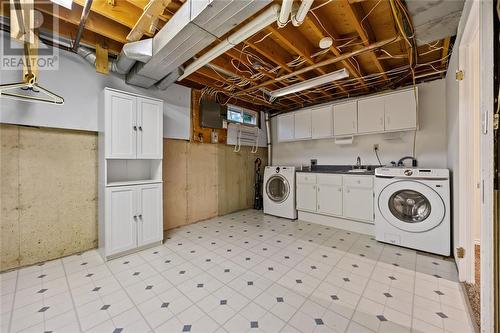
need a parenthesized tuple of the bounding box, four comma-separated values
(50, 0, 73, 9)
(269, 68, 349, 99)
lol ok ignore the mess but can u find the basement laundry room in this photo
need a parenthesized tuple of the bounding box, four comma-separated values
(0, 0, 498, 333)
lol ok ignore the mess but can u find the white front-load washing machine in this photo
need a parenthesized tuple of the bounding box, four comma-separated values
(263, 166, 297, 219)
(374, 167, 450, 256)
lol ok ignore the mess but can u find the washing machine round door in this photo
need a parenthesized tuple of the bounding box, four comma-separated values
(266, 174, 290, 203)
(378, 180, 445, 233)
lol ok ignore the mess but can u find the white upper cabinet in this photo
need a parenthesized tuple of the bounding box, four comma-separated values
(384, 89, 417, 131)
(357, 95, 385, 134)
(106, 90, 137, 159)
(277, 113, 295, 142)
(294, 109, 312, 140)
(104, 89, 163, 159)
(333, 101, 357, 136)
(311, 105, 333, 139)
(137, 98, 163, 159)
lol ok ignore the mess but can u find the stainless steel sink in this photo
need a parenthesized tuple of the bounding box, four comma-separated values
(347, 169, 369, 173)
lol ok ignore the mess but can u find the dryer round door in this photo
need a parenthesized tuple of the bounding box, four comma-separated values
(378, 180, 445, 233)
(266, 174, 290, 203)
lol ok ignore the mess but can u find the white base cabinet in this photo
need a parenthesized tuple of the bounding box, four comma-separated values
(297, 173, 374, 224)
(105, 183, 163, 257)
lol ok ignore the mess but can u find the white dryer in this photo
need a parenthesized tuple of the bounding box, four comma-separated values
(374, 167, 450, 256)
(263, 166, 297, 219)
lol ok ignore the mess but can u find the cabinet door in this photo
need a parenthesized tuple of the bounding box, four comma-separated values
(343, 185, 374, 222)
(358, 96, 385, 133)
(311, 106, 333, 139)
(317, 184, 343, 216)
(137, 98, 163, 159)
(333, 102, 357, 135)
(277, 113, 295, 142)
(106, 186, 137, 255)
(296, 183, 317, 212)
(294, 110, 312, 140)
(137, 183, 163, 246)
(105, 91, 137, 159)
(384, 89, 417, 131)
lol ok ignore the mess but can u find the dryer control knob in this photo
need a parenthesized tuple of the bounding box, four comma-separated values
(404, 169, 413, 176)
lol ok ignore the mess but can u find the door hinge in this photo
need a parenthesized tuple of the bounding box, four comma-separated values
(456, 247, 465, 258)
(493, 113, 499, 130)
(455, 70, 464, 81)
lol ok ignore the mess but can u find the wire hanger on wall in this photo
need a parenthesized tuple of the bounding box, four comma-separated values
(0, 1, 64, 105)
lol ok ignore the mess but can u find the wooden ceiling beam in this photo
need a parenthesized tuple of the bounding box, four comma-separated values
(302, 16, 369, 90)
(39, 13, 123, 54)
(127, 0, 172, 41)
(244, 38, 331, 99)
(209, 56, 305, 105)
(342, 0, 390, 81)
(266, 26, 348, 94)
(239, 36, 401, 94)
(441, 37, 451, 66)
(190, 69, 285, 110)
(72, 0, 143, 30)
(35, 3, 129, 43)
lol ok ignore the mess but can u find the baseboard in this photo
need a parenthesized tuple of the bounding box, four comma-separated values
(298, 211, 375, 236)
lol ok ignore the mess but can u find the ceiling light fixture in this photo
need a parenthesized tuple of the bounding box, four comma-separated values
(269, 68, 349, 100)
(50, 0, 73, 9)
(319, 37, 333, 49)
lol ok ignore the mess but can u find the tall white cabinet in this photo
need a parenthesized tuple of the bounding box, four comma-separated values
(99, 88, 164, 260)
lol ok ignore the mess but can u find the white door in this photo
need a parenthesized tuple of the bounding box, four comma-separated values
(278, 113, 295, 141)
(137, 98, 163, 159)
(294, 109, 312, 140)
(343, 176, 374, 222)
(358, 96, 385, 133)
(296, 183, 317, 212)
(384, 90, 417, 131)
(105, 91, 137, 159)
(333, 102, 357, 136)
(317, 184, 343, 216)
(137, 183, 163, 246)
(106, 186, 137, 255)
(311, 106, 333, 139)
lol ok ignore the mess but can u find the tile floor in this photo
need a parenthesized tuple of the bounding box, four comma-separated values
(1, 210, 475, 333)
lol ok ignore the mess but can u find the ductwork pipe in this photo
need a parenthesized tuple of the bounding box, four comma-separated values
(292, 0, 313, 27)
(76, 38, 153, 75)
(278, 0, 293, 28)
(265, 112, 272, 165)
(178, 3, 280, 81)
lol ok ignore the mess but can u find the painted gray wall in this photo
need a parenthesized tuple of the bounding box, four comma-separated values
(271, 79, 447, 169)
(0, 32, 191, 140)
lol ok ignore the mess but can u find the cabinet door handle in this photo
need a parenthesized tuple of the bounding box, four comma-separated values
(133, 215, 138, 220)
(138, 126, 143, 131)
(345, 188, 350, 193)
(338, 188, 342, 192)
(317, 187, 320, 192)
(138, 214, 142, 219)
(133, 125, 137, 131)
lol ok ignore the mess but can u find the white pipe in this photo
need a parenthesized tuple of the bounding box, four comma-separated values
(265, 113, 272, 165)
(178, 4, 280, 81)
(278, 0, 293, 28)
(292, 0, 314, 27)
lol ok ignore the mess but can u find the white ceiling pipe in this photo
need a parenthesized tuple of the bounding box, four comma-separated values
(269, 68, 349, 99)
(178, 3, 280, 81)
(277, 0, 293, 28)
(292, 0, 314, 27)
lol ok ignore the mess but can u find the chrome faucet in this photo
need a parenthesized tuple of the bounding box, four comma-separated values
(356, 156, 362, 168)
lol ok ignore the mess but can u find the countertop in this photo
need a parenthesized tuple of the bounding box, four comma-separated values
(296, 165, 376, 176)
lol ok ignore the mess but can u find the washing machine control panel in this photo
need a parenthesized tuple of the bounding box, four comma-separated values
(375, 167, 449, 179)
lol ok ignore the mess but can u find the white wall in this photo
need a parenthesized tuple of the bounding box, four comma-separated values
(0, 32, 191, 140)
(271, 79, 447, 168)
